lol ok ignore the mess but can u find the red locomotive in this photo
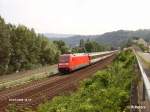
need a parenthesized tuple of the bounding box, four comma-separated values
(58, 51, 116, 73)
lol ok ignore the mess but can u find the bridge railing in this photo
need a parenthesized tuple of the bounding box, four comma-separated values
(133, 50, 150, 102)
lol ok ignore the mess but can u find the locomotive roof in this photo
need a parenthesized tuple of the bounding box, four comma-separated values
(88, 51, 113, 56)
(61, 53, 88, 57)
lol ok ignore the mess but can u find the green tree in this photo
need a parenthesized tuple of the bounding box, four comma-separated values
(53, 40, 69, 54)
(0, 16, 11, 74)
(79, 39, 84, 48)
(84, 40, 104, 52)
(40, 36, 60, 65)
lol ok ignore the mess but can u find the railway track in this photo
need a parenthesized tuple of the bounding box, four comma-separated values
(0, 54, 116, 112)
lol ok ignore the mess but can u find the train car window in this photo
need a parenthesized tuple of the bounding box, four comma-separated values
(91, 53, 111, 60)
(59, 56, 69, 63)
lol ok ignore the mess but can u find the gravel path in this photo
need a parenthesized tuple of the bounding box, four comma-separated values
(0, 65, 58, 89)
(0, 65, 57, 82)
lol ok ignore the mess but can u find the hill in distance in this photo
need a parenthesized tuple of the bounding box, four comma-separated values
(44, 29, 150, 48)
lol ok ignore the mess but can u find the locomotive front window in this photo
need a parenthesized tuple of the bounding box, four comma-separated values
(59, 56, 69, 63)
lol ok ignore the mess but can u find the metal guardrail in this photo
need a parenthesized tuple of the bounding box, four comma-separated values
(134, 50, 150, 101)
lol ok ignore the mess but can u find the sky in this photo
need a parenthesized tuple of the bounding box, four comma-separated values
(0, 0, 150, 35)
